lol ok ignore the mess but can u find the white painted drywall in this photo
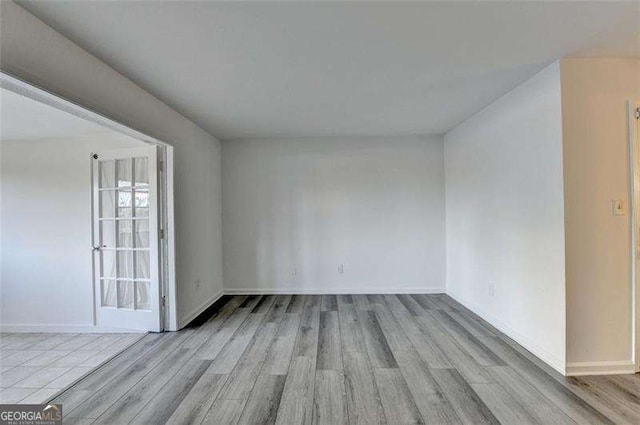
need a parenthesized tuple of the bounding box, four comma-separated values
(444, 62, 566, 373)
(0, 135, 146, 328)
(222, 136, 446, 294)
(561, 58, 640, 370)
(0, 1, 224, 329)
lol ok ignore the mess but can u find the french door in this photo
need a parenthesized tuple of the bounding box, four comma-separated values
(92, 146, 162, 331)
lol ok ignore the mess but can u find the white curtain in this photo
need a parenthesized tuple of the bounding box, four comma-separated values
(102, 280, 116, 308)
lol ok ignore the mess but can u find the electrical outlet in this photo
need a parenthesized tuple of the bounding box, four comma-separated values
(291, 267, 297, 276)
(488, 282, 495, 297)
(338, 264, 344, 274)
(195, 280, 201, 290)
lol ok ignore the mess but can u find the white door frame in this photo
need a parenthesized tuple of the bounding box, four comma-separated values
(0, 71, 178, 332)
(629, 100, 640, 372)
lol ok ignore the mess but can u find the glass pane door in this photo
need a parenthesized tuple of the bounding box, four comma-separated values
(92, 147, 160, 331)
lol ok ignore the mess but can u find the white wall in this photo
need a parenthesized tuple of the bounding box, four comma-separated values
(222, 136, 446, 294)
(0, 1, 223, 328)
(561, 58, 640, 373)
(444, 62, 566, 373)
(1, 134, 145, 329)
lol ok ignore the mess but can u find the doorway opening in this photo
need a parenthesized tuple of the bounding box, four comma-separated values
(0, 72, 177, 333)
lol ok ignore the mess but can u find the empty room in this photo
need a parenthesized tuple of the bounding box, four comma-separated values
(0, 1, 639, 424)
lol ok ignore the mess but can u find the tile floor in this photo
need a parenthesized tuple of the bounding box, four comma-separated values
(0, 332, 144, 404)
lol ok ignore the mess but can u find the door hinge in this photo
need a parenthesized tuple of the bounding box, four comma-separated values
(159, 161, 164, 172)
(162, 296, 166, 307)
(635, 107, 640, 120)
(159, 228, 165, 239)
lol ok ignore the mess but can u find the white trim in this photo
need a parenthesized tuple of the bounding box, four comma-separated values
(164, 148, 178, 331)
(0, 71, 178, 333)
(630, 99, 640, 373)
(0, 73, 170, 148)
(223, 287, 445, 295)
(566, 360, 636, 376)
(90, 153, 98, 326)
(178, 290, 224, 329)
(0, 325, 147, 333)
(446, 290, 566, 375)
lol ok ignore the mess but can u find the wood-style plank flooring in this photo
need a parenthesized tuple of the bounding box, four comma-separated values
(50, 294, 640, 424)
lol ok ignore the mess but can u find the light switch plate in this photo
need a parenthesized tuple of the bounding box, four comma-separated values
(613, 199, 625, 216)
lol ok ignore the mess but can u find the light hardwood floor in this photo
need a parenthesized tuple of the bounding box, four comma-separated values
(50, 294, 640, 424)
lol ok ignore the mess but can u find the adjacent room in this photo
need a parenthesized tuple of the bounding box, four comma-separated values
(0, 87, 159, 403)
(1, 1, 639, 423)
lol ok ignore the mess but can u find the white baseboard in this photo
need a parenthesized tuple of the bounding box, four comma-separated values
(0, 324, 146, 333)
(223, 287, 445, 295)
(566, 360, 636, 376)
(446, 290, 566, 376)
(177, 289, 224, 329)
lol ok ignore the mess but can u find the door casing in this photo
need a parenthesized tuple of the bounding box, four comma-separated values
(628, 100, 640, 372)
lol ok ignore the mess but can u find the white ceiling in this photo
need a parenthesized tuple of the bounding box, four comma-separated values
(18, 1, 640, 140)
(0, 88, 116, 141)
